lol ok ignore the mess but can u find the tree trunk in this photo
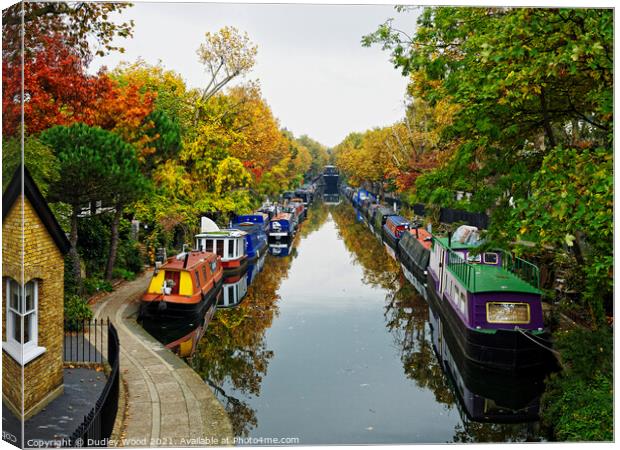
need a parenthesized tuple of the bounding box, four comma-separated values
(69, 206, 82, 293)
(539, 89, 557, 149)
(104, 203, 123, 281)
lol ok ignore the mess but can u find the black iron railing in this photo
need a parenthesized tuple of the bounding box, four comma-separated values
(64, 319, 120, 447)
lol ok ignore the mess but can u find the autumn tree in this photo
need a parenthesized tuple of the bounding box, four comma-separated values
(364, 6, 613, 328)
(2, 2, 134, 59)
(2, 34, 108, 136)
(194, 26, 258, 124)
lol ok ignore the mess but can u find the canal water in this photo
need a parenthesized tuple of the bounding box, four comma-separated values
(148, 202, 549, 444)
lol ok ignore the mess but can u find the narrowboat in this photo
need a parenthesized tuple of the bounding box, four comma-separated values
(287, 199, 306, 222)
(382, 215, 410, 251)
(398, 226, 432, 292)
(218, 270, 249, 308)
(294, 188, 313, 206)
(323, 165, 339, 195)
(232, 221, 268, 262)
(258, 203, 279, 221)
(373, 206, 398, 239)
(140, 250, 223, 318)
(428, 302, 547, 423)
(282, 191, 296, 201)
(233, 212, 270, 233)
(268, 212, 295, 244)
(194, 217, 248, 275)
(426, 226, 552, 372)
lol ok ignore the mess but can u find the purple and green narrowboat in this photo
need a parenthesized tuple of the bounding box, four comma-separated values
(426, 230, 552, 373)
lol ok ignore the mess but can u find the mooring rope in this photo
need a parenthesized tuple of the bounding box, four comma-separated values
(515, 327, 561, 357)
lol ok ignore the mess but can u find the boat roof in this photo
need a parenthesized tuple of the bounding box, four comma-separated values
(162, 251, 216, 271)
(386, 215, 409, 227)
(376, 206, 397, 217)
(453, 264, 541, 294)
(434, 236, 478, 250)
(195, 229, 247, 238)
(272, 212, 292, 221)
(234, 222, 263, 233)
(406, 227, 432, 249)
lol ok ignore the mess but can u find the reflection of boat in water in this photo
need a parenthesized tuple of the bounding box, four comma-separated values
(219, 270, 249, 308)
(140, 249, 223, 319)
(428, 301, 546, 423)
(427, 226, 553, 373)
(247, 252, 267, 285)
(269, 242, 294, 257)
(142, 291, 220, 358)
(323, 193, 341, 204)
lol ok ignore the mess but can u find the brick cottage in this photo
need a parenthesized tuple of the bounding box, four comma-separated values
(2, 167, 70, 420)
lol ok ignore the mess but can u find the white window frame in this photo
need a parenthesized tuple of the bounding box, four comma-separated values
(3, 278, 46, 365)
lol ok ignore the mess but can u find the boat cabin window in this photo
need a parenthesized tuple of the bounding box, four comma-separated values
(483, 252, 498, 264)
(194, 270, 201, 288)
(216, 240, 224, 257)
(211, 261, 217, 272)
(228, 240, 235, 258)
(467, 253, 481, 263)
(486, 302, 530, 324)
(164, 271, 180, 295)
(202, 265, 208, 280)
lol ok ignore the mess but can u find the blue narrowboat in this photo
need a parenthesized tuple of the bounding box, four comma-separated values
(233, 222, 268, 262)
(268, 211, 295, 244)
(233, 212, 270, 233)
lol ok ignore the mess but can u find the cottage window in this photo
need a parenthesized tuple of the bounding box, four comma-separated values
(3, 278, 46, 365)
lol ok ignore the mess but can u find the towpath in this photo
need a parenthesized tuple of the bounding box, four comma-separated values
(92, 273, 233, 447)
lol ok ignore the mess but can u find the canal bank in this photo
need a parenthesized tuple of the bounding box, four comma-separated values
(92, 275, 233, 446)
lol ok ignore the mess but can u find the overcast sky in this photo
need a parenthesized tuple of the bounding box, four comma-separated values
(89, 2, 419, 147)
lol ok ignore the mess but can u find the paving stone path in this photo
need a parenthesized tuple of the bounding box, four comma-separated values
(93, 273, 233, 447)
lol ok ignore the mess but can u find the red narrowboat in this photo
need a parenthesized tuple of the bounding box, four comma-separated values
(140, 250, 223, 318)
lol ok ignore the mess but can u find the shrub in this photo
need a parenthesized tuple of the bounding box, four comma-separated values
(117, 239, 145, 274)
(112, 267, 136, 281)
(540, 327, 613, 441)
(83, 277, 113, 295)
(64, 294, 93, 331)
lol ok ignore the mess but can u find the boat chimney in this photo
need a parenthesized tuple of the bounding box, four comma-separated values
(448, 231, 452, 248)
(415, 227, 419, 239)
(183, 252, 189, 268)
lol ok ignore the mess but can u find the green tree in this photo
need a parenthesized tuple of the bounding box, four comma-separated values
(41, 123, 142, 290)
(2, 134, 59, 195)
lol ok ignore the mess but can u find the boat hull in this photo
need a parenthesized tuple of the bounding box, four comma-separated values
(140, 278, 223, 320)
(426, 272, 554, 373)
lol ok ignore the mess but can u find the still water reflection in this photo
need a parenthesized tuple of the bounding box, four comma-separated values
(148, 203, 548, 443)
